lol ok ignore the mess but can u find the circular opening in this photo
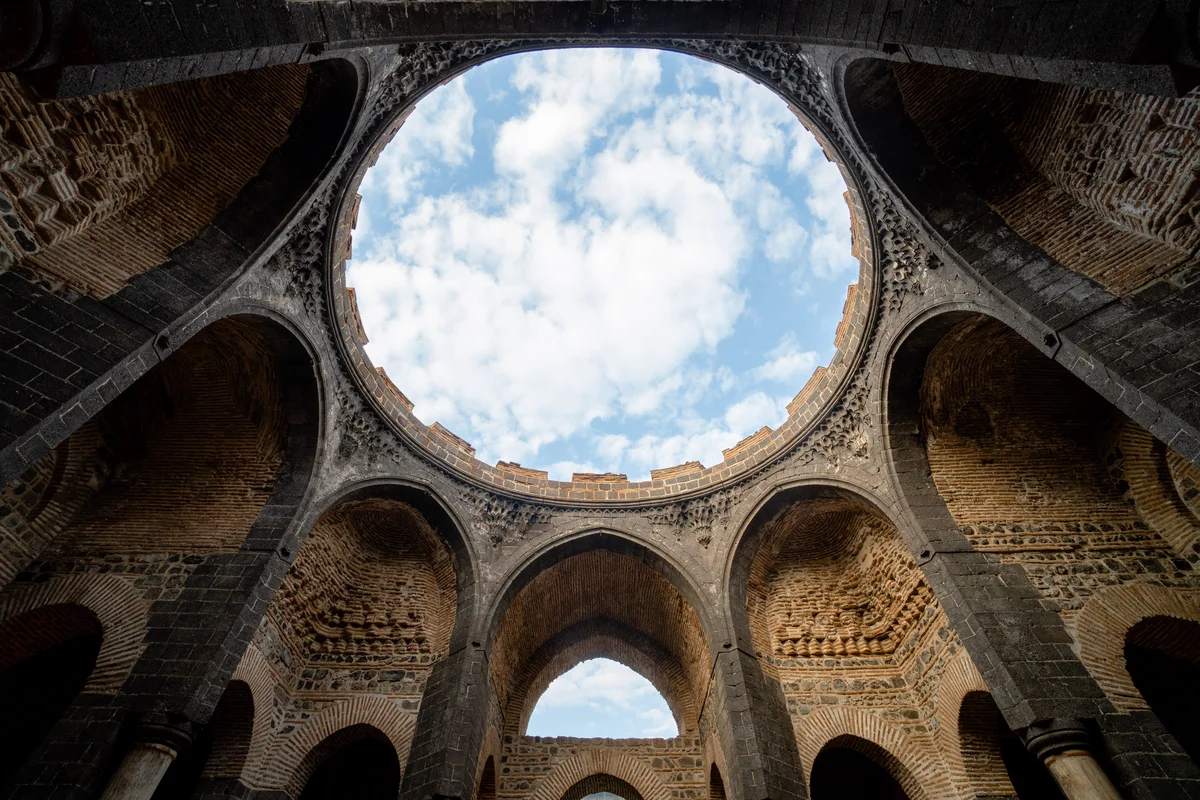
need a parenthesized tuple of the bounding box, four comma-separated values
(335, 46, 872, 497)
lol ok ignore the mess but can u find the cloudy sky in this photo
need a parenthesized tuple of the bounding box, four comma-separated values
(526, 658, 677, 739)
(348, 48, 858, 481)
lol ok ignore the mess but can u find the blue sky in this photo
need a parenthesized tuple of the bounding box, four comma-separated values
(347, 48, 857, 481)
(525, 658, 677, 739)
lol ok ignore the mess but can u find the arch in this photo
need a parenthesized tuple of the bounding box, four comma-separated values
(956, 693, 1018, 800)
(0, 601, 101, 787)
(1073, 583, 1200, 711)
(151, 679, 256, 799)
(0, 574, 147, 692)
(294, 723, 400, 800)
(0, 57, 359, 487)
(272, 696, 416, 797)
(514, 619, 695, 737)
(1107, 420, 1200, 559)
(487, 532, 713, 744)
(725, 478, 911, 652)
(526, 748, 671, 800)
(799, 706, 953, 800)
(225, 646, 286, 791)
(708, 764, 727, 799)
(476, 754, 497, 800)
(301, 477, 477, 642)
(561, 774, 645, 800)
(486, 529, 715, 649)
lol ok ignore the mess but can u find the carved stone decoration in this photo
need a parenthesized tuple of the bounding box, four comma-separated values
(647, 490, 734, 548)
(461, 488, 550, 546)
(873, 188, 938, 313)
(266, 197, 331, 316)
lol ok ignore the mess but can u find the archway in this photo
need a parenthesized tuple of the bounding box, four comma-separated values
(709, 764, 727, 799)
(477, 755, 497, 800)
(562, 773, 644, 800)
(809, 736, 912, 800)
(295, 724, 400, 800)
(0, 603, 102, 787)
(488, 534, 713, 742)
(958, 691, 1062, 800)
(1124, 615, 1200, 765)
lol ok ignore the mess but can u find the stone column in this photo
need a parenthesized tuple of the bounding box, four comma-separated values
(99, 720, 192, 800)
(1024, 719, 1123, 800)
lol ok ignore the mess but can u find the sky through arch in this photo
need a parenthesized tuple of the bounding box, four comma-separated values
(347, 48, 858, 480)
(526, 658, 678, 738)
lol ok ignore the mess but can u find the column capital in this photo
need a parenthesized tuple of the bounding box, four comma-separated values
(130, 713, 197, 756)
(1022, 718, 1094, 761)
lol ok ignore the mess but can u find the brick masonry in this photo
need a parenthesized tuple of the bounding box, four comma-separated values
(1, 7, 1200, 800)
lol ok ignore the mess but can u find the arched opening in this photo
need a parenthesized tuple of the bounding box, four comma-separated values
(477, 755, 497, 800)
(0, 603, 102, 787)
(151, 680, 255, 799)
(296, 724, 400, 800)
(562, 773, 644, 800)
(912, 313, 1190, 614)
(958, 691, 1063, 800)
(0, 312, 319, 585)
(526, 657, 678, 739)
(1125, 615, 1200, 764)
(809, 737, 911, 800)
(269, 494, 458, 665)
(489, 536, 712, 742)
(708, 764, 727, 799)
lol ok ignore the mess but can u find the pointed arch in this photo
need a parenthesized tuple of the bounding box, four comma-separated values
(527, 747, 671, 800)
(1073, 583, 1200, 711)
(800, 705, 954, 800)
(0, 573, 147, 693)
(270, 695, 416, 797)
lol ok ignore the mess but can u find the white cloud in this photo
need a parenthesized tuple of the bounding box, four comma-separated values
(529, 658, 678, 738)
(348, 50, 853, 473)
(754, 333, 819, 383)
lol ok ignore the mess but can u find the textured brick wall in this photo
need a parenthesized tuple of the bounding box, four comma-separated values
(268, 498, 456, 666)
(0, 65, 308, 298)
(921, 316, 1200, 620)
(497, 738, 703, 800)
(894, 64, 1199, 295)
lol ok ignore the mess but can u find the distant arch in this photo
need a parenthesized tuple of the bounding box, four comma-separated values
(294, 724, 400, 800)
(527, 748, 670, 800)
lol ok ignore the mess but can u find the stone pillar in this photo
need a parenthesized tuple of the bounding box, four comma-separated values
(1024, 719, 1123, 800)
(99, 720, 192, 800)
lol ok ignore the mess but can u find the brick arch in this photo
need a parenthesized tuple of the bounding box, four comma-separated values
(265, 694, 415, 796)
(1109, 421, 1200, 559)
(930, 653, 995, 800)
(230, 644, 283, 787)
(799, 705, 954, 800)
(561, 773, 645, 800)
(0, 573, 147, 693)
(513, 619, 696, 737)
(1073, 583, 1200, 711)
(527, 748, 671, 800)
